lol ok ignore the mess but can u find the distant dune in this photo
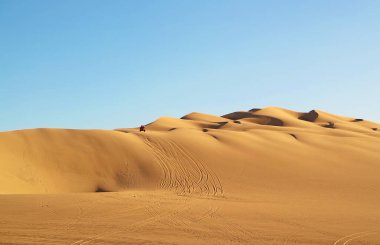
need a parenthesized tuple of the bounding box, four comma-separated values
(1, 107, 380, 244)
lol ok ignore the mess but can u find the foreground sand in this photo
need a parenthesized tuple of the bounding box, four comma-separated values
(1, 107, 380, 244)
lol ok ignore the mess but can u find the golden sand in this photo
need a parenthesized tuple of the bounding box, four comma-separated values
(1, 107, 380, 244)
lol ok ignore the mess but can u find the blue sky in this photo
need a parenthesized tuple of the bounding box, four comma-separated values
(1, 0, 380, 131)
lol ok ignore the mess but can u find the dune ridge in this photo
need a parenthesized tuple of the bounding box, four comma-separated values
(1, 107, 380, 244)
(0, 107, 379, 194)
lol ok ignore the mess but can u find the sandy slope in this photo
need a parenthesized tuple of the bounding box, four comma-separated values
(1, 107, 380, 244)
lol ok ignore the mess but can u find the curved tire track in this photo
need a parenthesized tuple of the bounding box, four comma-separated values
(333, 231, 378, 245)
(141, 136, 223, 196)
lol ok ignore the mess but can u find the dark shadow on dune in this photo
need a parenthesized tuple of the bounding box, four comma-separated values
(201, 128, 219, 140)
(234, 120, 241, 124)
(114, 129, 129, 133)
(217, 121, 228, 127)
(222, 111, 255, 120)
(289, 133, 297, 139)
(211, 135, 219, 140)
(372, 128, 378, 131)
(248, 115, 283, 126)
(168, 128, 177, 131)
(96, 187, 110, 192)
(205, 121, 229, 129)
(299, 110, 319, 122)
(249, 108, 261, 113)
(222, 112, 283, 126)
(352, 119, 364, 122)
(265, 117, 284, 126)
(323, 122, 335, 129)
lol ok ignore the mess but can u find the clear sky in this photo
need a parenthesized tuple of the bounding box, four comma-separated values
(1, 0, 380, 131)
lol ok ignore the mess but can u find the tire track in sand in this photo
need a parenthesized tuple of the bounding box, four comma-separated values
(141, 136, 223, 196)
(333, 231, 378, 245)
(70, 195, 191, 244)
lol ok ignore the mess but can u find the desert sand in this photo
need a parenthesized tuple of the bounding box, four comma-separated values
(1, 107, 380, 244)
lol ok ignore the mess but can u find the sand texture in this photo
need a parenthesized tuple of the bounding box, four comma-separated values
(1, 107, 380, 244)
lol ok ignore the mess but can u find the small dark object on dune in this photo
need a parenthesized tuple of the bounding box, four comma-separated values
(352, 118, 364, 122)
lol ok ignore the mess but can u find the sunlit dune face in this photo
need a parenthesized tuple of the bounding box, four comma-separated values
(1, 107, 380, 244)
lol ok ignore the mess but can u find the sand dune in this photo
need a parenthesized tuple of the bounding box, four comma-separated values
(1, 107, 380, 244)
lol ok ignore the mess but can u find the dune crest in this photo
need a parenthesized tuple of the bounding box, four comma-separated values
(1, 107, 380, 244)
(1, 107, 380, 194)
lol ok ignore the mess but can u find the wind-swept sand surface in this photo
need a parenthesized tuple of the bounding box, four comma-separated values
(1, 107, 380, 244)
